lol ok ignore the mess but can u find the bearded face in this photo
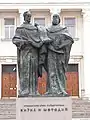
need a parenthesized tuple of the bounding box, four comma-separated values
(52, 14, 60, 25)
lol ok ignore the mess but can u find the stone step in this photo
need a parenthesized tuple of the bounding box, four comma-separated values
(0, 99, 16, 120)
(72, 98, 90, 118)
(0, 98, 90, 120)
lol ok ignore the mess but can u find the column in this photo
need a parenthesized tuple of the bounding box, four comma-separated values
(82, 9, 90, 98)
(0, 63, 1, 98)
(0, 16, 1, 40)
(18, 9, 29, 24)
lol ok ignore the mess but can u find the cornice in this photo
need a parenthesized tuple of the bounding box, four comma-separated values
(0, 2, 90, 9)
(0, 2, 90, 4)
(0, 56, 17, 62)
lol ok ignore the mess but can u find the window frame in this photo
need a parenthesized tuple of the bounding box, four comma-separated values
(4, 18, 15, 40)
(2, 16, 16, 41)
(5, 24, 15, 39)
(34, 17, 46, 26)
(33, 16, 46, 26)
(63, 16, 78, 40)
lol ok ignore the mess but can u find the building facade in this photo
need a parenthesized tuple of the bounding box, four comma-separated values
(0, 0, 90, 99)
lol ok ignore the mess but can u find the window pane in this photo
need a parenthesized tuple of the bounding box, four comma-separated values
(64, 18, 75, 25)
(10, 26, 14, 38)
(64, 18, 75, 37)
(4, 18, 14, 25)
(2, 64, 16, 73)
(34, 18, 45, 26)
(67, 64, 78, 72)
(67, 26, 75, 38)
(5, 26, 9, 38)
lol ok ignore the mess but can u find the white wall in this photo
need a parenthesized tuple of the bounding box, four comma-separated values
(0, 11, 18, 57)
(61, 10, 83, 56)
(0, 8, 84, 98)
(0, 10, 83, 57)
(0, 0, 90, 3)
(0, 41, 17, 56)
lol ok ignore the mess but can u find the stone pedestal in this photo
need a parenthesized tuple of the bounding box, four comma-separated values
(16, 97, 72, 120)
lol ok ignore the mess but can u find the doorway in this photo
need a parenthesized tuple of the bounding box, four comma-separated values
(66, 64, 79, 96)
(2, 64, 17, 98)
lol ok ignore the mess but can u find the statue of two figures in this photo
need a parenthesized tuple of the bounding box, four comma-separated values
(12, 11, 74, 97)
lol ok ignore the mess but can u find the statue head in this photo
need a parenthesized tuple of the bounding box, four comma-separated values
(52, 14, 61, 25)
(23, 11, 31, 23)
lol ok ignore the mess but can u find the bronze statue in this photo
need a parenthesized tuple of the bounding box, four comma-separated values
(46, 14, 74, 96)
(12, 11, 74, 97)
(12, 11, 42, 96)
(12, 11, 50, 97)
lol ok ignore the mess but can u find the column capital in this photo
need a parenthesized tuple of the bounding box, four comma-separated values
(82, 9, 90, 99)
(50, 8, 61, 15)
(18, 9, 29, 14)
(82, 9, 90, 22)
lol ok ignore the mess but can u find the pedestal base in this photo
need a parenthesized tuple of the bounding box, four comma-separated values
(16, 97, 72, 120)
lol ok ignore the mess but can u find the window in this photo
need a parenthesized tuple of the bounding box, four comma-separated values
(64, 18, 76, 38)
(2, 64, 17, 73)
(4, 18, 15, 39)
(67, 64, 78, 72)
(34, 18, 45, 26)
